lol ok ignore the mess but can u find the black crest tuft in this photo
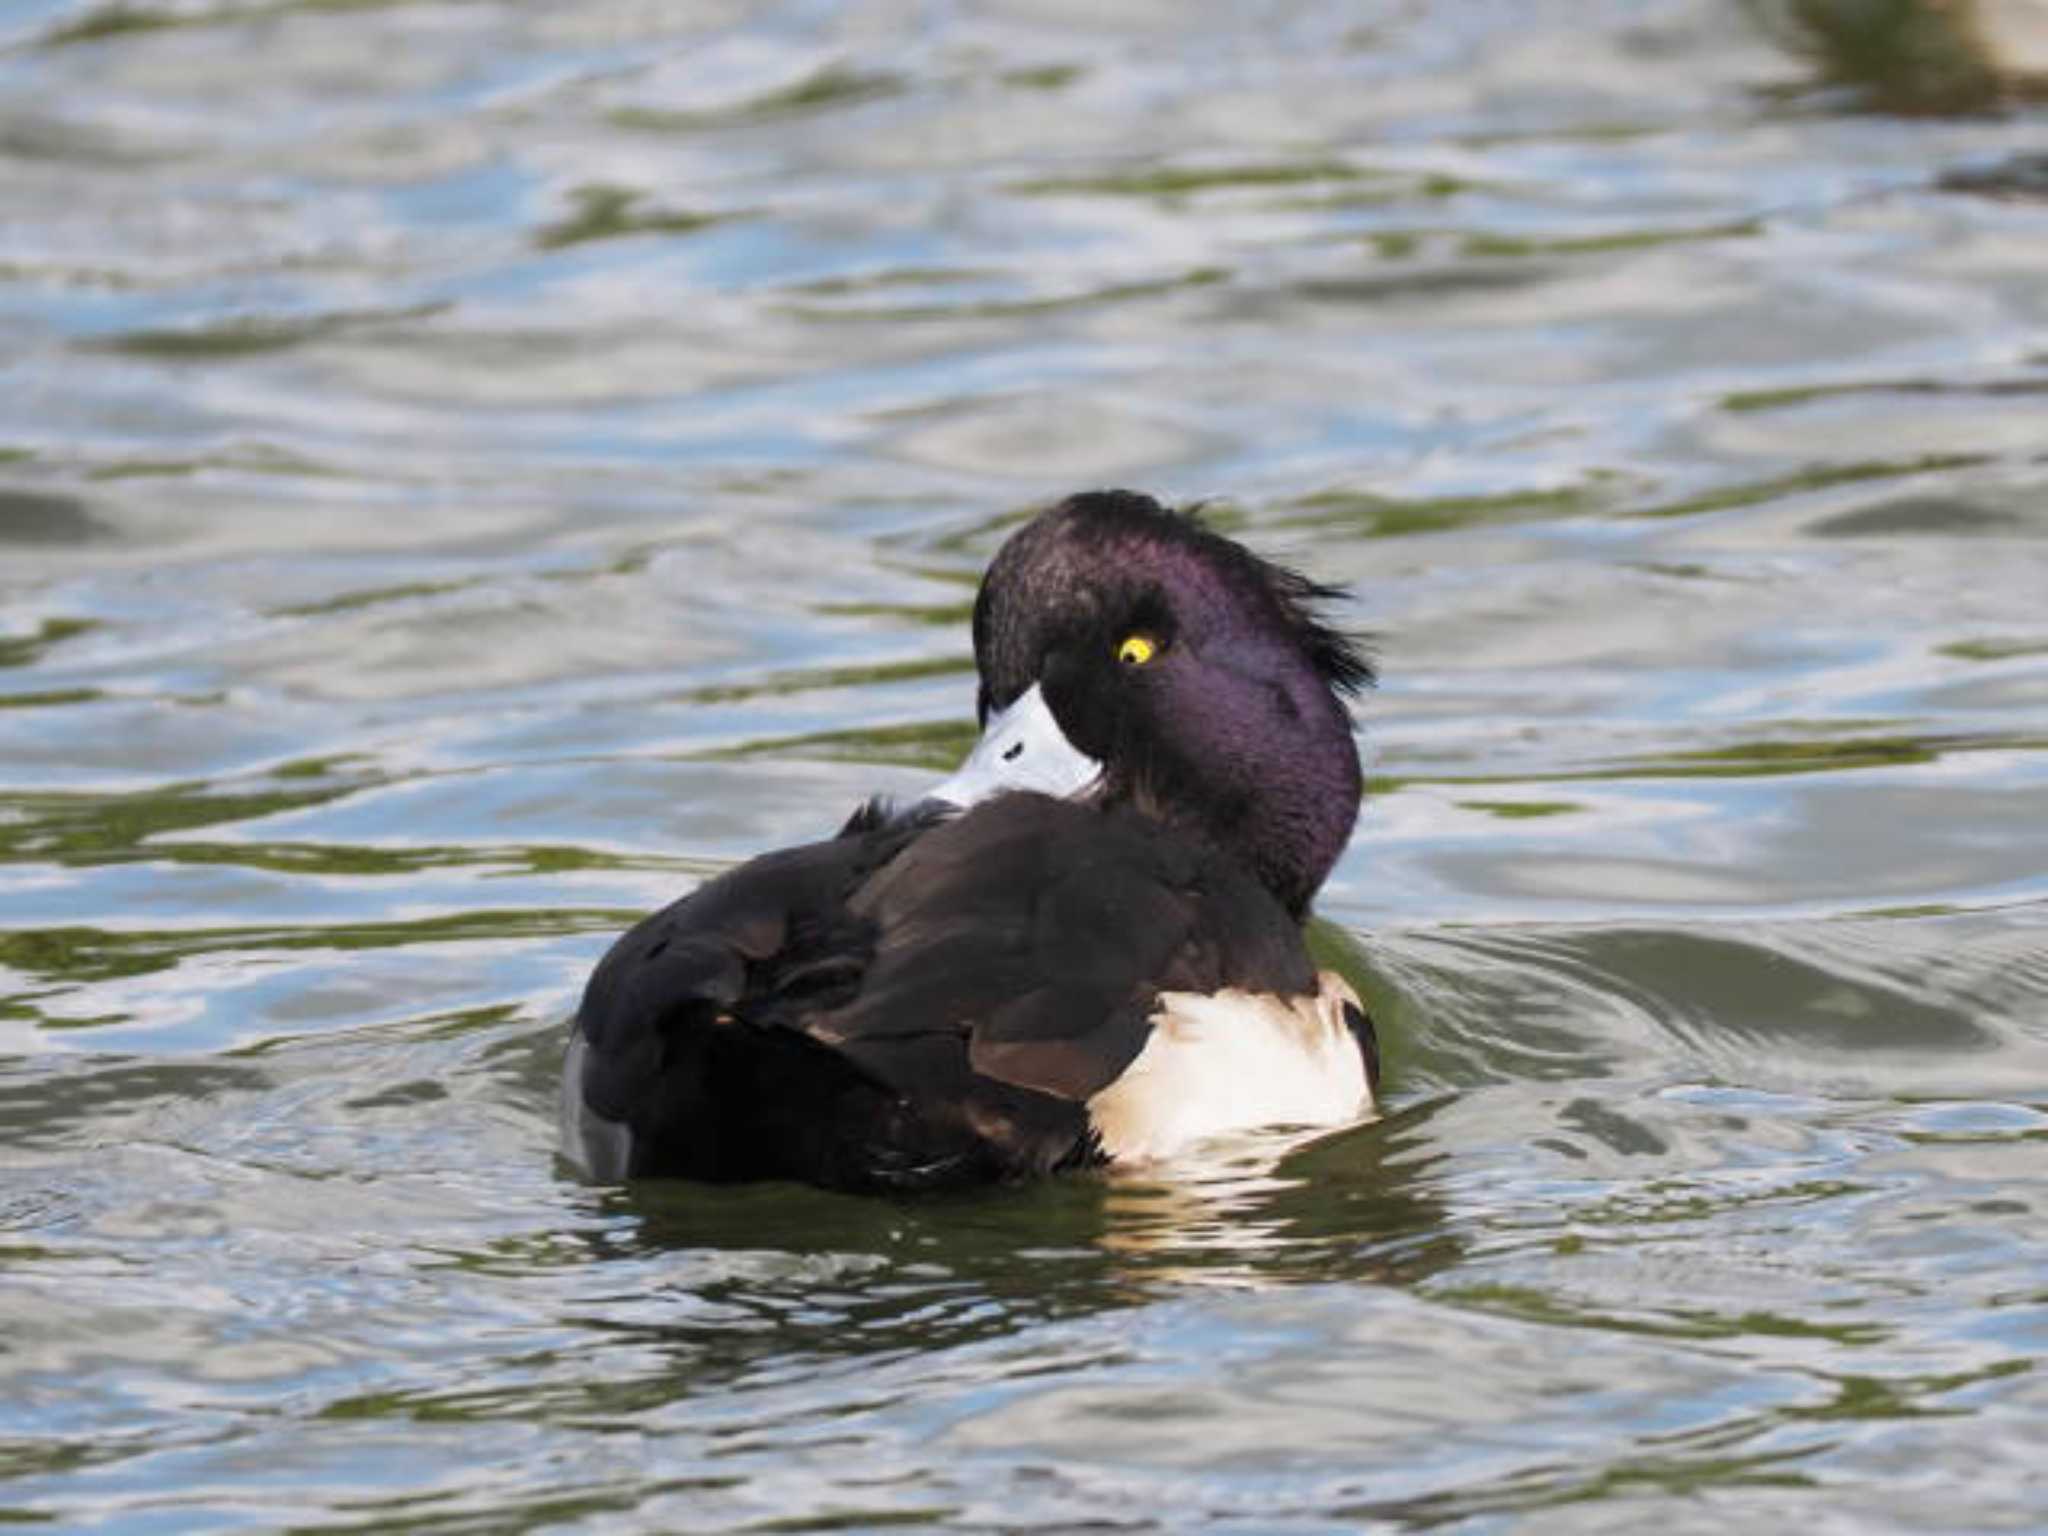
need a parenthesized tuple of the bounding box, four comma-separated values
(1169, 498, 1376, 698)
(1257, 563, 1377, 698)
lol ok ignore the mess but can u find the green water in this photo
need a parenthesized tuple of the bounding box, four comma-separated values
(3, 2, 2046, 1530)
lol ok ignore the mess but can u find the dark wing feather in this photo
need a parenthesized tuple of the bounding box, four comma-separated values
(824, 793, 1315, 1103)
(570, 822, 919, 1183)
(567, 793, 1316, 1189)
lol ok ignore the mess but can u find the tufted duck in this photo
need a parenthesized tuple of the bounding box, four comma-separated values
(561, 490, 1379, 1191)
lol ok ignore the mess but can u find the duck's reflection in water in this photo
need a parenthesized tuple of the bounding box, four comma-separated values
(580, 1094, 1457, 1407)
(1090, 1099, 1457, 1291)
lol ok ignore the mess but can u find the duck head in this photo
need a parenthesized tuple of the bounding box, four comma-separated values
(928, 490, 1370, 917)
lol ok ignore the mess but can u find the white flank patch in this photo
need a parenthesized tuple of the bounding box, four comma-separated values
(1086, 971, 1374, 1164)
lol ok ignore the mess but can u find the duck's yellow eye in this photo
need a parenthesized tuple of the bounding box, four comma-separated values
(1117, 634, 1158, 666)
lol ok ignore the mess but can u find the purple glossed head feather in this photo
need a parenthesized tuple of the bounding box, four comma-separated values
(970, 490, 1371, 916)
(974, 491, 1372, 718)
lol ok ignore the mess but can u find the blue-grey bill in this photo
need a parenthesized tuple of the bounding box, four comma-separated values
(924, 682, 1103, 811)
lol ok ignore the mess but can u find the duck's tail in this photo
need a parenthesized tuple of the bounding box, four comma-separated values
(561, 1011, 983, 1190)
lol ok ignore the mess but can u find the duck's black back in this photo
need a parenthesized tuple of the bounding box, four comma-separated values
(567, 792, 1317, 1191)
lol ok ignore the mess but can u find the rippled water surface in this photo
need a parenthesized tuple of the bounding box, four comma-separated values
(4, 1, 2048, 1529)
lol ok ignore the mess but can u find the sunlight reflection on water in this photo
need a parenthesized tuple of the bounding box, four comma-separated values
(2, 0, 2047, 1529)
